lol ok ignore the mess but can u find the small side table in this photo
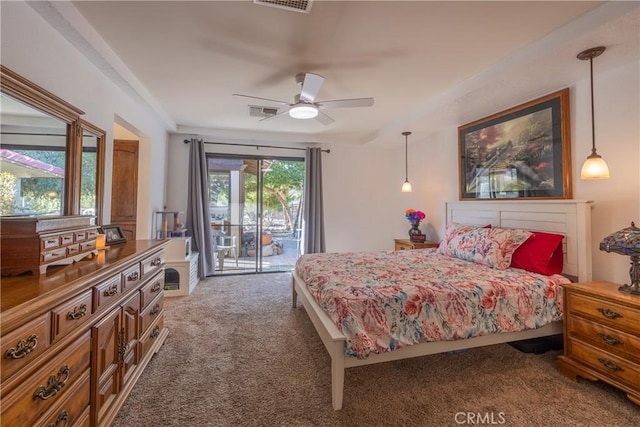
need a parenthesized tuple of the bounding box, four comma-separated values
(394, 238, 438, 250)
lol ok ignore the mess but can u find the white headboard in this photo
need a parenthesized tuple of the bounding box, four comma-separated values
(445, 200, 593, 282)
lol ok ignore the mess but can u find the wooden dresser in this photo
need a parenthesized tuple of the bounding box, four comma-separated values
(394, 238, 438, 250)
(557, 281, 640, 406)
(1, 240, 169, 426)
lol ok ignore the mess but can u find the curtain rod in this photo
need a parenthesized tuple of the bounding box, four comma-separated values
(183, 139, 330, 153)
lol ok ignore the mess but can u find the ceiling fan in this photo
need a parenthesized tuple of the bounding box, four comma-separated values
(233, 72, 374, 125)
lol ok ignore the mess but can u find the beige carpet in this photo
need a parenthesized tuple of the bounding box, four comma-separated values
(113, 273, 638, 427)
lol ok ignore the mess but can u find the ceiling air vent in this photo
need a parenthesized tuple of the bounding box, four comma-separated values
(253, 0, 313, 14)
(249, 105, 279, 118)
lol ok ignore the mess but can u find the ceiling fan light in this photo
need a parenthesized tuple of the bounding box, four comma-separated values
(289, 104, 318, 119)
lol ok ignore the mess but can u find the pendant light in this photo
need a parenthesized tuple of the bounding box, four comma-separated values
(578, 46, 610, 179)
(401, 131, 412, 192)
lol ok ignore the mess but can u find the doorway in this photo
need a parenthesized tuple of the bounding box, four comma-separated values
(207, 154, 305, 275)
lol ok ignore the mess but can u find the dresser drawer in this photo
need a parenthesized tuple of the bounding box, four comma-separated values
(93, 275, 122, 312)
(1, 312, 52, 383)
(41, 235, 61, 250)
(60, 233, 75, 246)
(140, 271, 164, 310)
(141, 251, 164, 277)
(80, 240, 96, 253)
(566, 292, 640, 334)
(51, 290, 93, 342)
(1, 331, 91, 427)
(86, 228, 98, 240)
(567, 339, 640, 391)
(140, 293, 164, 334)
(121, 264, 142, 292)
(66, 243, 81, 256)
(140, 314, 164, 358)
(568, 315, 640, 365)
(74, 230, 87, 242)
(37, 369, 90, 427)
(42, 247, 67, 264)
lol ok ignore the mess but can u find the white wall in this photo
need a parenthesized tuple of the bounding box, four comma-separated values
(1, 2, 170, 238)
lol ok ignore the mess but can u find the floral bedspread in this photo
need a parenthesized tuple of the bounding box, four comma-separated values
(295, 249, 569, 359)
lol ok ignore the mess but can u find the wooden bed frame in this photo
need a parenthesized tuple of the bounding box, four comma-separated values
(292, 200, 593, 410)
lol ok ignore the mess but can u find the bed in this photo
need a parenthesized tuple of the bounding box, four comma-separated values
(292, 200, 593, 410)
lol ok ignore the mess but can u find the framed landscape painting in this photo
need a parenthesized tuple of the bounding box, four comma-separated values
(458, 88, 572, 200)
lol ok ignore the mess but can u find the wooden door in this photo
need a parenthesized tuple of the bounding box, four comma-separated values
(110, 140, 138, 240)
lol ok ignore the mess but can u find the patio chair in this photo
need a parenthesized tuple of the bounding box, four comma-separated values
(212, 230, 238, 271)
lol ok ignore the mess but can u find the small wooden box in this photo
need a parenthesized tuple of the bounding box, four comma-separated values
(1, 216, 98, 275)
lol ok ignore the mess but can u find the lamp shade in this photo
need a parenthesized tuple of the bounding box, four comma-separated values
(599, 222, 640, 256)
(401, 180, 412, 192)
(580, 153, 610, 179)
(289, 104, 318, 119)
(600, 222, 640, 295)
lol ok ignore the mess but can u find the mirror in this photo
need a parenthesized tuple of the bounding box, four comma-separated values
(0, 65, 104, 221)
(0, 93, 68, 216)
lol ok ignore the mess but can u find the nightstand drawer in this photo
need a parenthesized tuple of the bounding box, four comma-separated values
(567, 315, 640, 364)
(567, 292, 640, 334)
(567, 339, 640, 390)
(394, 239, 438, 250)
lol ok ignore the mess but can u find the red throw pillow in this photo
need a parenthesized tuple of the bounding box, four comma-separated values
(510, 231, 564, 275)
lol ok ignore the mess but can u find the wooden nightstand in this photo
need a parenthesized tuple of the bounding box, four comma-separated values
(394, 238, 438, 250)
(557, 281, 640, 406)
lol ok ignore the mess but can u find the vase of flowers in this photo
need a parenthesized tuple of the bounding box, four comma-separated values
(405, 209, 426, 241)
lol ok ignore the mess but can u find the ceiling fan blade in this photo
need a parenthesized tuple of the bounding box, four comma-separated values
(316, 97, 374, 109)
(299, 73, 324, 103)
(259, 107, 291, 122)
(233, 93, 291, 106)
(314, 110, 335, 125)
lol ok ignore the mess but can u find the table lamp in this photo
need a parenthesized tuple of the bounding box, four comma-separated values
(599, 222, 640, 295)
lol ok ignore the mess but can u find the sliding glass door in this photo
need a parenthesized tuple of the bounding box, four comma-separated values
(207, 154, 304, 275)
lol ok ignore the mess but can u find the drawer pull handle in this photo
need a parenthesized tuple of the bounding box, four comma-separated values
(46, 239, 58, 245)
(4, 334, 38, 359)
(150, 325, 160, 339)
(151, 282, 162, 293)
(151, 257, 162, 267)
(33, 365, 69, 400)
(150, 303, 161, 316)
(127, 271, 140, 281)
(103, 284, 118, 297)
(596, 308, 622, 320)
(66, 303, 87, 320)
(597, 358, 623, 372)
(597, 333, 622, 346)
(50, 410, 69, 427)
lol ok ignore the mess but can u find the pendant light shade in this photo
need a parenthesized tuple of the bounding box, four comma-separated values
(578, 46, 610, 180)
(401, 131, 412, 192)
(580, 151, 610, 179)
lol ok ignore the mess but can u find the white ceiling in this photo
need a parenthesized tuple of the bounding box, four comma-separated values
(44, 1, 639, 147)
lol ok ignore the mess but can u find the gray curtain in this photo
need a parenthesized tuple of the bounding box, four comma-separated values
(303, 147, 326, 254)
(186, 138, 215, 277)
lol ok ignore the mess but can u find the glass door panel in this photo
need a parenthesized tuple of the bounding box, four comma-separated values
(207, 154, 304, 275)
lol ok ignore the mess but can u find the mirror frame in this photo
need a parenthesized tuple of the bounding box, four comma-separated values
(79, 119, 106, 225)
(1, 65, 104, 222)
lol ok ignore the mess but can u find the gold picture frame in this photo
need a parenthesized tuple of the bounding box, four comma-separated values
(459, 88, 572, 200)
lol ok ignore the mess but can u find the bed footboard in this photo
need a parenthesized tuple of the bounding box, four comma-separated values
(292, 273, 347, 410)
